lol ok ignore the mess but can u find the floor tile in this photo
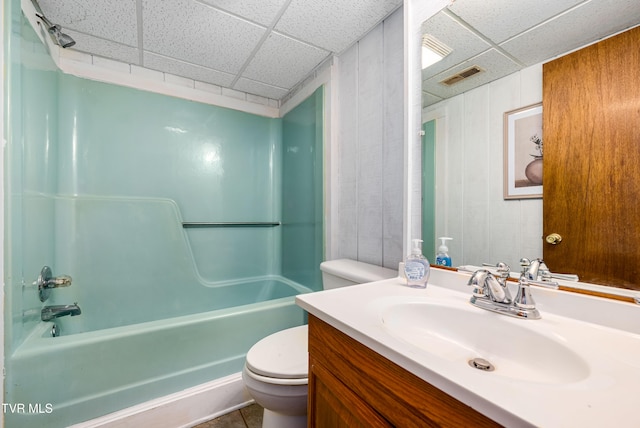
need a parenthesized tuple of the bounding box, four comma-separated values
(193, 403, 263, 428)
(240, 403, 263, 428)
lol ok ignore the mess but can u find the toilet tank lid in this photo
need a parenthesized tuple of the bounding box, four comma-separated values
(320, 259, 397, 283)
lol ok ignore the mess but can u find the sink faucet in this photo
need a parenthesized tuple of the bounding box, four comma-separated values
(41, 303, 81, 322)
(468, 262, 512, 304)
(519, 258, 560, 288)
(467, 263, 541, 319)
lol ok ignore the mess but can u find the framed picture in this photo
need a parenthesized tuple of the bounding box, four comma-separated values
(503, 103, 543, 199)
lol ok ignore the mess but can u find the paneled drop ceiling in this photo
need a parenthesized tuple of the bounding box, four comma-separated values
(34, 0, 403, 101)
(421, 0, 640, 107)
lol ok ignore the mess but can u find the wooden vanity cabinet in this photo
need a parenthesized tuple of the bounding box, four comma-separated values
(307, 315, 501, 427)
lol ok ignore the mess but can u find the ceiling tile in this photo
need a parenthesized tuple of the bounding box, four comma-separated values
(35, 0, 405, 101)
(200, 0, 289, 26)
(502, 0, 640, 66)
(448, 0, 584, 44)
(242, 32, 330, 89)
(38, 0, 138, 46)
(275, 0, 402, 52)
(234, 78, 289, 100)
(423, 49, 522, 99)
(142, 0, 266, 74)
(420, 12, 490, 80)
(143, 52, 235, 87)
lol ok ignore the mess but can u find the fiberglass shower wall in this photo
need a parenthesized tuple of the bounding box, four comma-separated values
(5, 11, 324, 352)
(281, 87, 324, 290)
(5, 12, 61, 353)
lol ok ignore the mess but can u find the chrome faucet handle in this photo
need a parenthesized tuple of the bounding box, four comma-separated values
(534, 259, 552, 280)
(519, 257, 538, 280)
(467, 269, 512, 304)
(519, 258, 559, 289)
(495, 262, 510, 278)
(35, 266, 73, 302)
(486, 273, 512, 304)
(494, 262, 512, 288)
(467, 270, 490, 297)
(45, 275, 72, 288)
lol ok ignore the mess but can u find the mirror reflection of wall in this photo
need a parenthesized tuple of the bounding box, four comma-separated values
(425, 65, 544, 271)
(414, 0, 640, 276)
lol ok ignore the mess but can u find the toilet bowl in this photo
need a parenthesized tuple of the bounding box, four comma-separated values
(242, 259, 397, 428)
(242, 325, 309, 428)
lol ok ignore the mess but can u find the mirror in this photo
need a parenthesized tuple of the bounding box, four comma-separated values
(408, 0, 640, 278)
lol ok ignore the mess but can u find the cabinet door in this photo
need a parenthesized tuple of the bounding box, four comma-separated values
(308, 316, 501, 427)
(542, 26, 640, 289)
(308, 358, 392, 428)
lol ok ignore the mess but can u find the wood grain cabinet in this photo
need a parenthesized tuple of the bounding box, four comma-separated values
(307, 315, 501, 428)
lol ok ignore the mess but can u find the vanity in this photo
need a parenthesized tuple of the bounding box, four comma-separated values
(296, 267, 640, 427)
(305, 314, 498, 427)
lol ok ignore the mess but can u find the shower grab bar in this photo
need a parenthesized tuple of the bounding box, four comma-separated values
(182, 222, 281, 228)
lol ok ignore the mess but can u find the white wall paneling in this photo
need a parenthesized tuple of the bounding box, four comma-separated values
(334, 7, 405, 269)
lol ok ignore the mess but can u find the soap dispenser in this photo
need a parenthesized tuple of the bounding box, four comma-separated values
(404, 239, 430, 288)
(435, 237, 453, 267)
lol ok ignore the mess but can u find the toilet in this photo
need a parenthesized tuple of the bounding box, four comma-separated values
(242, 259, 397, 428)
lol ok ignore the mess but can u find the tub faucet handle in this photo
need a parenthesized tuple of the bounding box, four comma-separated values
(45, 275, 72, 287)
(35, 266, 73, 302)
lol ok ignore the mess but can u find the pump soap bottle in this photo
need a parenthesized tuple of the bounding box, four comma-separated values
(404, 239, 430, 288)
(435, 237, 453, 267)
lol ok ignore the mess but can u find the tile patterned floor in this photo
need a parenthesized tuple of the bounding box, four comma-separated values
(193, 403, 263, 428)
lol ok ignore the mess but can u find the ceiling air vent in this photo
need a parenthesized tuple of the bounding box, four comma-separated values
(440, 66, 484, 86)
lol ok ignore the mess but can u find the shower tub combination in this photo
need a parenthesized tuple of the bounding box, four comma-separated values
(6, 14, 324, 425)
(9, 275, 309, 427)
(5, 196, 313, 428)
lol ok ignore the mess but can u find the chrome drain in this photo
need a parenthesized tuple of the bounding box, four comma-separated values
(468, 357, 495, 372)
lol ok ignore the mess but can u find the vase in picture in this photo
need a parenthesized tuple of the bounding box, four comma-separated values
(525, 155, 543, 185)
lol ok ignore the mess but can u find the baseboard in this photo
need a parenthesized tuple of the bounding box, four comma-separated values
(69, 373, 253, 428)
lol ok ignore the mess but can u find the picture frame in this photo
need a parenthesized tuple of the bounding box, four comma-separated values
(503, 103, 543, 199)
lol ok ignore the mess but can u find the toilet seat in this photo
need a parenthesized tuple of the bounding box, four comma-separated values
(245, 325, 308, 385)
(243, 365, 308, 386)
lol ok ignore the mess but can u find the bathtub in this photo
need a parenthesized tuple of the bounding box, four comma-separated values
(6, 276, 310, 428)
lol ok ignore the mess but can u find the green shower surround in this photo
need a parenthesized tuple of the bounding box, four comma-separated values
(55, 73, 283, 282)
(282, 87, 324, 288)
(5, 6, 324, 426)
(8, 21, 324, 343)
(422, 120, 436, 262)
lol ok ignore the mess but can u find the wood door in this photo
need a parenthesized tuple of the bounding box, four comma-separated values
(542, 26, 640, 289)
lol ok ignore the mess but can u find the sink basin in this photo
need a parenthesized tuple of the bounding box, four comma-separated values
(381, 301, 590, 384)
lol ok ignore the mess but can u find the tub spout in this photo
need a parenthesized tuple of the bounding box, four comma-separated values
(41, 304, 81, 322)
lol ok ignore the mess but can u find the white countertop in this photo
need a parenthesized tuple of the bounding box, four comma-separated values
(296, 268, 640, 427)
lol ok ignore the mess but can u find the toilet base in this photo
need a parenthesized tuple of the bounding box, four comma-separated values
(262, 408, 307, 428)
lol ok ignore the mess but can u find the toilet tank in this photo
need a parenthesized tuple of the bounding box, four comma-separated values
(320, 259, 397, 290)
